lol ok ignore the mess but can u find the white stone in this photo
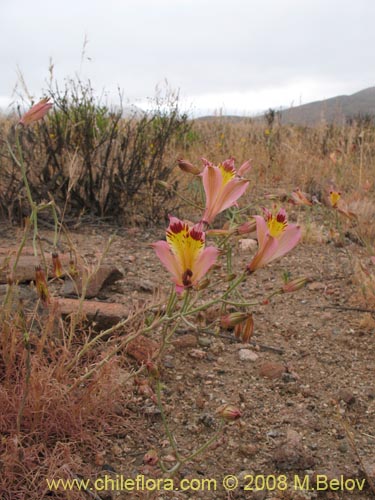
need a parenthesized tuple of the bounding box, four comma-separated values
(239, 239, 258, 252)
(238, 349, 259, 361)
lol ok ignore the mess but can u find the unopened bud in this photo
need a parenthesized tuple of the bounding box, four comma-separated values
(52, 252, 64, 278)
(35, 265, 50, 306)
(237, 159, 252, 177)
(216, 403, 242, 421)
(225, 273, 237, 282)
(194, 277, 210, 290)
(145, 361, 160, 380)
(177, 159, 201, 175)
(221, 312, 250, 329)
(240, 315, 254, 343)
(143, 449, 159, 466)
(235, 219, 256, 235)
(206, 229, 231, 237)
(282, 277, 308, 293)
(234, 323, 242, 339)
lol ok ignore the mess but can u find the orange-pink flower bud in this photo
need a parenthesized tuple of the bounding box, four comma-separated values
(240, 315, 254, 343)
(177, 159, 201, 175)
(282, 277, 308, 293)
(145, 361, 160, 380)
(35, 265, 50, 306)
(52, 252, 64, 278)
(206, 228, 232, 237)
(216, 404, 242, 421)
(221, 312, 250, 329)
(194, 277, 210, 290)
(235, 219, 257, 235)
(143, 449, 159, 465)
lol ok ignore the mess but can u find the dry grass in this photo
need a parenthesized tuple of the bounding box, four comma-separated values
(0, 258, 151, 499)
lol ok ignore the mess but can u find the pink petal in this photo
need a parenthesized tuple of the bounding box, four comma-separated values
(213, 178, 249, 214)
(254, 215, 268, 249)
(152, 241, 181, 281)
(247, 234, 278, 272)
(194, 246, 220, 282)
(201, 165, 223, 223)
(270, 224, 301, 261)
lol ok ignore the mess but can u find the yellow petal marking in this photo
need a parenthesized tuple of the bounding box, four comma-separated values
(218, 163, 236, 186)
(167, 222, 204, 276)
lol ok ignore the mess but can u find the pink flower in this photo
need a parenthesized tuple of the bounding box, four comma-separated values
(201, 158, 250, 225)
(152, 216, 219, 293)
(247, 208, 301, 272)
(18, 97, 53, 126)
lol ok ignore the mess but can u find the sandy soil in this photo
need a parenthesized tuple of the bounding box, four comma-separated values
(1, 210, 374, 500)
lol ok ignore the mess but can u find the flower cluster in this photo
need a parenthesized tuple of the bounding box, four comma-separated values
(154, 157, 301, 293)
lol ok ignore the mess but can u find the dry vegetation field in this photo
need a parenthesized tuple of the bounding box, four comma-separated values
(0, 88, 375, 500)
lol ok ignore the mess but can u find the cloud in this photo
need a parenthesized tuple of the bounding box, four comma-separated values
(1, 0, 374, 113)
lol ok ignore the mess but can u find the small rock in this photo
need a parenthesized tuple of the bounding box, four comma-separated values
(173, 334, 198, 348)
(198, 336, 212, 347)
(239, 239, 258, 252)
(259, 361, 286, 379)
(273, 429, 315, 470)
(239, 349, 259, 361)
(126, 335, 159, 364)
(137, 279, 154, 292)
(338, 442, 348, 453)
(337, 389, 356, 405)
(239, 444, 258, 457)
(189, 349, 206, 359)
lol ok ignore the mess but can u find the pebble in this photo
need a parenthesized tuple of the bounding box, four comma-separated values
(259, 361, 286, 379)
(273, 429, 315, 470)
(238, 349, 259, 361)
(198, 336, 212, 347)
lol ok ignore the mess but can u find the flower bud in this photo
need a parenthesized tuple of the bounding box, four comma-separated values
(35, 265, 50, 306)
(145, 361, 160, 380)
(237, 159, 252, 177)
(221, 312, 250, 329)
(240, 315, 254, 343)
(216, 404, 242, 421)
(282, 277, 308, 293)
(52, 252, 64, 278)
(235, 219, 256, 235)
(206, 228, 231, 237)
(177, 159, 201, 175)
(143, 449, 159, 466)
(194, 277, 210, 290)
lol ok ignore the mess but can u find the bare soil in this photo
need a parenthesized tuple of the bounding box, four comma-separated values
(1, 211, 374, 500)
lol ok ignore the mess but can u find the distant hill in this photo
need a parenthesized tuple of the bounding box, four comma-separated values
(278, 87, 375, 126)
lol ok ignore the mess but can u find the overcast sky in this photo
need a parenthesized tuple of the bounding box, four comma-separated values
(1, 0, 374, 116)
